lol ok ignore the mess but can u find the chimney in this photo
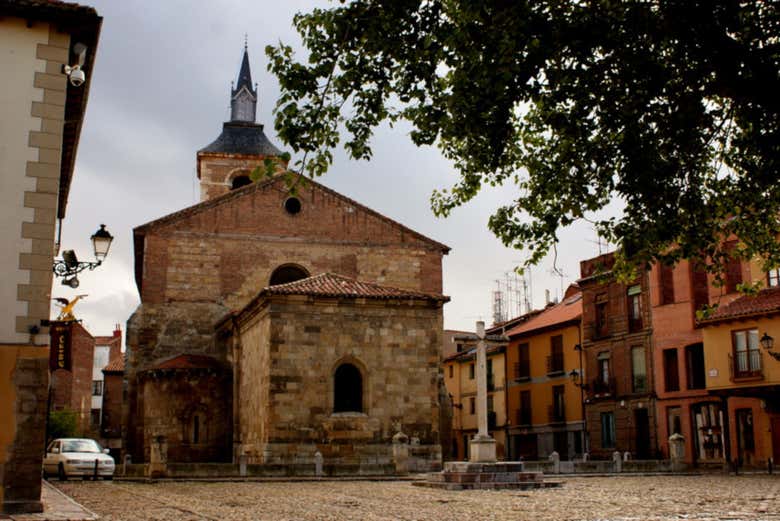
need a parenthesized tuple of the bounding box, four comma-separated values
(545, 289, 551, 305)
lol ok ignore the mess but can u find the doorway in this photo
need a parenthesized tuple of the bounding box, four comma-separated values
(635, 408, 651, 459)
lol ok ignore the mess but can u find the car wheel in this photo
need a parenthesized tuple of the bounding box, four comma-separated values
(42, 468, 49, 480)
(58, 463, 67, 481)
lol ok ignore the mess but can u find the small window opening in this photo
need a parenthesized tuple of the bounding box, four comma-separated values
(284, 197, 302, 215)
(269, 264, 309, 286)
(193, 414, 200, 444)
(231, 175, 252, 190)
(334, 363, 363, 413)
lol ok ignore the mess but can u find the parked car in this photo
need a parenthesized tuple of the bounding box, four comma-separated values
(43, 438, 115, 480)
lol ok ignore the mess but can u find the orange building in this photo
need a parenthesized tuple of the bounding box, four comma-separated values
(443, 332, 507, 460)
(699, 275, 780, 468)
(504, 285, 584, 460)
(650, 255, 751, 465)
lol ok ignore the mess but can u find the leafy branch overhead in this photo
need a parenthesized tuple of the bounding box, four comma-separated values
(266, 1, 780, 277)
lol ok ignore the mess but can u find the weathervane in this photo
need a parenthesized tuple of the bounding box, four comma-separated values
(53, 295, 88, 322)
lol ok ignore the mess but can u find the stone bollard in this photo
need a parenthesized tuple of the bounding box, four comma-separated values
(612, 451, 622, 473)
(148, 435, 168, 478)
(669, 433, 685, 471)
(549, 451, 560, 474)
(123, 454, 131, 476)
(392, 431, 410, 475)
(314, 451, 324, 477)
(582, 452, 589, 462)
(623, 451, 631, 462)
(239, 454, 248, 477)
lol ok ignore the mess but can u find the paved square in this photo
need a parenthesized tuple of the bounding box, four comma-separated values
(54, 476, 780, 521)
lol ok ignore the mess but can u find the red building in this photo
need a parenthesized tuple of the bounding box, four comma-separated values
(579, 253, 656, 459)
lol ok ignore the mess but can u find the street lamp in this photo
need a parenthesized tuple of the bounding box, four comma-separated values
(53, 224, 114, 288)
(760, 333, 780, 361)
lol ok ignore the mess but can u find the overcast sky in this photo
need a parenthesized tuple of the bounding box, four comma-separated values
(58, 0, 610, 342)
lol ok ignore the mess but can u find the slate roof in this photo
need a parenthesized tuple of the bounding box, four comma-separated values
(698, 286, 780, 325)
(506, 290, 582, 338)
(103, 357, 124, 373)
(234, 47, 254, 94)
(198, 121, 281, 156)
(259, 272, 449, 302)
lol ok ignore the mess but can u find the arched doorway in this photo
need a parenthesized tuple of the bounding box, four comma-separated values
(333, 363, 363, 413)
(269, 264, 309, 286)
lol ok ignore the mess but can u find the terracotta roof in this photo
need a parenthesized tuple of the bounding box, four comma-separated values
(699, 286, 780, 325)
(506, 291, 582, 338)
(260, 272, 449, 302)
(148, 354, 223, 371)
(103, 357, 124, 372)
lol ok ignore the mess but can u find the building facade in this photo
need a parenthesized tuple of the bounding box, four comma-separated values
(579, 253, 657, 459)
(443, 333, 507, 461)
(124, 48, 449, 471)
(90, 326, 121, 428)
(0, 1, 100, 513)
(699, 269, 780, 468)
(505, 285, 584, 461)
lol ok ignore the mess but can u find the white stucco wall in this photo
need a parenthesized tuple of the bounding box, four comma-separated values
(0, 18, 49, 344)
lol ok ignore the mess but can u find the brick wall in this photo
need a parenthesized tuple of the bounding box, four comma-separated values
(50, 321, 94, 432)
(101, 370, 122, 439)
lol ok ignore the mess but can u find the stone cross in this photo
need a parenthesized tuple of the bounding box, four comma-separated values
(469, 321, 497, 462)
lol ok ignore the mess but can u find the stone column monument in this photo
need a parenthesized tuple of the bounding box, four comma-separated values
(469, 321, 497, 462)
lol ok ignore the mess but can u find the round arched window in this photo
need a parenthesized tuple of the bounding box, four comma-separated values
(231, 175, 252, 190)
(284, 197, 302, 215)
(269, 264, 309, 286)
(334, 363, 363, 413)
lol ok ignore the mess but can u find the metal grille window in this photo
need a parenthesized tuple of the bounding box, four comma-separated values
(627, 284, 643, 332)
(92, 380, 103, 396)
(769, 268, 780, 287)
(601, 412, 616, 448)
(732, 329, 762, 378)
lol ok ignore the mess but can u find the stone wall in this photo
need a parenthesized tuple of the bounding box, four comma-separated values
(124, 302, 228, 461)
(233, 295, 443, 470)
(139, 369, 232, 463)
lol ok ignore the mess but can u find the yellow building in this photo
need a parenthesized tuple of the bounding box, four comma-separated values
(505, 287, 585, 460)
(0, 1, 100, 513)
(443, 332, 507, 460)
(700, 278, 780, 468)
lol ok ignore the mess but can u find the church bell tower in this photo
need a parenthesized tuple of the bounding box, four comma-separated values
(196, 43, 287, 202)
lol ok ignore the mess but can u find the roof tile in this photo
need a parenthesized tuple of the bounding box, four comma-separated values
(103, 357, 124, 372)
(699, 286, 780, 324)
(261, 272, 449, 302)
(506, 291, 582, 338)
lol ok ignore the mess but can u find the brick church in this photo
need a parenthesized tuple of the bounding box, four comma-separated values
(124, 47, 449, 472)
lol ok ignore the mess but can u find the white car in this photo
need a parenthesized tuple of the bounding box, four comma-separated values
(43, 438, 115, 480)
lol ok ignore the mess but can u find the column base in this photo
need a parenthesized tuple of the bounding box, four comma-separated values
(469, 434, 497, 463)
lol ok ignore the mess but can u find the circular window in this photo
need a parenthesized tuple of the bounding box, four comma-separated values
(284, 197, 302, 215)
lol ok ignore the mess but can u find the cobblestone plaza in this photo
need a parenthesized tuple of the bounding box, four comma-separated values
(54, 476, 780, 521)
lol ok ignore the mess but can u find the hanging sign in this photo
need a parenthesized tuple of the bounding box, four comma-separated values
(49, 322, 72, 372)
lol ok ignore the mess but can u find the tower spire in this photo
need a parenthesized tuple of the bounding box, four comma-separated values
(231, 41, 257, 122)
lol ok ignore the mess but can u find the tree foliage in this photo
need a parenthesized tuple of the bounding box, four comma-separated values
(267, 1, 780, 277)
(48, 409, 78, 441)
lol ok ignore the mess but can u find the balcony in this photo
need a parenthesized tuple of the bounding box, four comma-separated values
(729, 350, 764, 381)
(548, 404, 566, 424)
(514, 361, 531, 381)
(515, 408, 532, 426)
(591, 377, 616, 396)
(546, 353, 565, 375)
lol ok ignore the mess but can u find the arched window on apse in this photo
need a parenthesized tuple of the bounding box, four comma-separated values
(191, 413, 202, 444)
(269, 264, 309, 286)
(231, 175, 252, 190)
(334, 363, 363, 413)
